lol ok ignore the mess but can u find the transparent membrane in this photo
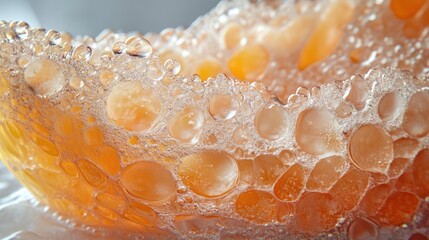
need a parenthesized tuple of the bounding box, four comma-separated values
(0, 0, 429, 239)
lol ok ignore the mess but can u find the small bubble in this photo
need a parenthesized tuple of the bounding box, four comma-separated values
(168, 106, 204, 144)
(5, 28, 17, 41)
(13, 21, 29, 38)
(147, 66, 163, 81)
(24, 58, 65, 97)
(164, 59, 181, 76)
(336, 101, 353, 118)
(112, 41, 126, 54)
(125, 36, 153, 58)
(16, 55, 31, 68)
(232, 125, 251, 145)
(254, 104, 288, 140)
(72, 45, 92, 61)
(99, 70, 116, 86)
(69, 77, 84, 89)
(296, 87, 310, 97)
(209, 94, 238, 120)
(45, 30, 61, 45)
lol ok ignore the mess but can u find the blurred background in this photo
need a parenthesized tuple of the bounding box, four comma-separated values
(0, 0, 219, 36)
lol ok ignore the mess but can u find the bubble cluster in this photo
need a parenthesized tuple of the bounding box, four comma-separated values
(0, 0, 428, 239)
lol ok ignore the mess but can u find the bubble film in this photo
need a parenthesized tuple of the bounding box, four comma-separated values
(0, 0, 428, 239)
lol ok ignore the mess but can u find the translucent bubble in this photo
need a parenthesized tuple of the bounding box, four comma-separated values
(164, 59, 181, 76)
(45, 30, 61, 45)
(99, 70, 116, 86)
(208, 94, 238, 120)
(24, 58, 65, 97)
(77, 159, 108, 188)
(336, 101, 353, 118)
(349, 124, 393, 173)
(232, 125, 251, 145)
(295, 108, 341, 155)
(72, 45, 92, 61)
(112, 41, 126, 54)
(347, 218, 379, 240)
(378, 92, 404, 121)
(69, 77, 84, 89)
(254, 104, 288, 140)
(168, 106, 204, 144)
(235, 190, 277, 223)
(274, 163, 306, 201)
(403, 91, 429, 137)
(17, 55, 31, 68)
(121, 161, 176, 202)
(106, 81, 162, 132)
(13, 21, 29, 38)
(344, 75, 369, 110)
(253, 154, 285, 186)
(125, 36, 153, 58)
(178, 151, 238, 197)
(306, 156, 347, 191)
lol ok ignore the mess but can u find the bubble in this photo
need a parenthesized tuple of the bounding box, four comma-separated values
(336, 101, 353, 118)
(344, 75, 369, 110)
(278, 149, 296, 165)
(77, 159, 108, 188)
(295, 108, 341, 155)
(403, 91, 429, 137)
(59, 160, 79, 177)
(83, 126, 104, 146)
(254, 104, 288, 140)
(99, 70, 116, 86)
(106, 81, 162, 132)
(378, 92, 404, 121)
(413, 149, 429, 198)
(120, 161, 176, 202)
(17, 55, 31, 68)
(72, 45, 92, 61)
(208, 94, 238, 120)
(69, 77, 84, 89)
(168, 106, 204, 144)
(273, 163, 306, 201)
(30, 133, 59, 156)
(232, 125, 251, 145)
(235, 190, 277, 223)
(125, 36, 153, 58)
(306, 156, 347, 192)
(387, 158, 409, 178)
(147, 65, 164, 81)
(359, 183, 393, 215)
(45, 30, 61, 45)
(178, 151, 238, 197)
(376, 191, 419, 225)
(164, 59, 181, 76)
(347, 217, 379, 240)
(253, 154, 285, 186)
(112, 41, 126, 54)
(14, 21, 29, 38)
(123, 201, 159, 227)
(393, 138, 420, 158)
(329, 168, 369, 211)
(348, 124, 394, 173)
(295, 192, 340, 232)
(24, 58, 65, 97)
